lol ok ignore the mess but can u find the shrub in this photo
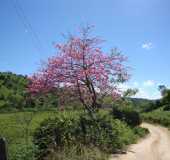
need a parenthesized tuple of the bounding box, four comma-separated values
(10, 143, 37, 160)
(142, 110, 170, 127)
(143, 100, 162, 112)
(33, 112, 136, 159)
(111, 106, 142, 127)
(163, 104, 170, 111)
(45, 145, 108, 160)
(78, 113, 136, 152)
(132, 127, 149, 138)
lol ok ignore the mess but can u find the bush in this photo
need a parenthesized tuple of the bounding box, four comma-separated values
(45, 145, 108, 160)
(142, 100, 162, 112)
(78, 113, 136, 152)
(142, 110, 170, 127)
(33, 112, 137, 159)
(10, 143, 37, 160)
(132, 127, 149, 138)
(0, 72, 28, 110)
(0, 111, 62, 160)
(111, 106, 142, 127)
(163, 104, 170, 111)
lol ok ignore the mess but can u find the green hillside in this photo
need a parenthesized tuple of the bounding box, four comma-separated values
(0, 72, 28, 110)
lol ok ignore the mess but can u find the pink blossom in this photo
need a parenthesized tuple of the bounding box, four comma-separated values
(28, 26, 130, 110)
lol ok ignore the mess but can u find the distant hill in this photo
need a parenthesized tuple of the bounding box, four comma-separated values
(130, 97, 154, 105)
(0, 72, 28, 110)
(126, 98, 155, 112)
(0, 72, 59, 111)
(102, 96, 155, 112)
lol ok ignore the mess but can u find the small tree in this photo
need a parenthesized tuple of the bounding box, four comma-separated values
(158, 85, 170, 105)
(28, 26, 129, 115)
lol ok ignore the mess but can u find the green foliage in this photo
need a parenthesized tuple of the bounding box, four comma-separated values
(111, 105, 142, 127)
(153, 86, 170, 112)
(161, 89, 170, 105)
(29, 93, 58, 109)
(127, 98, 154, 112)
(163, 104, 170, 111)
(78, 113, 137, 152)
(33, 112, 138, 159)
(141, 100, 161, 112)
(0, 111, 58, 160)
(123, 88, 138, 97)
(132, 127, 149, 138)
(46, 145, 108, 160)
(142, 109, 170, 127)
(0, 71, 150, 160)
(0, 72, 28, 110)
(102, 96, 113, 105)
(10, 143, 37, 160)
(142, 86, 170, 127)
(0, 109, 149, 160)
(0, 72, 60, 111)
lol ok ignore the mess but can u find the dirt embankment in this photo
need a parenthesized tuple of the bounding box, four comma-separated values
(111, 123, 170, 160)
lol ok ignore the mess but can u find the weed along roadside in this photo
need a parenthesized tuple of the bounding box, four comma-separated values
(110, 123, 170, 160)
(0, 109, 148, 160)
(0, 138, 8, 160)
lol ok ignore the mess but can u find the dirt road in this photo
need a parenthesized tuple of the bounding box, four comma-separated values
(111, 123, 170, 160)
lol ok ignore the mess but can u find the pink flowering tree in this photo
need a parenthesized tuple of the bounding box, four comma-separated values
(28, 26, 129, 114)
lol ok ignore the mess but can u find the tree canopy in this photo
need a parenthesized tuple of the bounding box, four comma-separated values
(28, 26, 129, 113)
(0, 72, 28, 109)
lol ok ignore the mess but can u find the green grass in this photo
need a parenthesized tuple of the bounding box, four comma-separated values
(0, 110, 61, 160)
(0, 110, 110, 160)
(0, 109, 148, 160)
(46, 145, 109, 160)
(142, 108, 170, 128)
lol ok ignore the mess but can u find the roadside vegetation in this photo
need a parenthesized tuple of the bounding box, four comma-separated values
(142, 86, 170, 128)
(142, 108, 170, 128)
(0, 71, 149, 160)
(0, 109, 148, 160)
(0, 111, 58, 160)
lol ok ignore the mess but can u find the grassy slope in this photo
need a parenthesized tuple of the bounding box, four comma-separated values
(0, 111, 59, 159)
(142, 108, 170, 128)
(0, 110, 109, 160)
(0, 109, 148, 160)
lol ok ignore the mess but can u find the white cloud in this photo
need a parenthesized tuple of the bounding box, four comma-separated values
(133, 88, 149, 99)
(134, 87, 161, 100)
(118, 81, 161, 99)
(133, 81, 139, 87)
(142, 42, 153, 50)
(118, 83, 129, 91)
(143, 80, 155, 87)
(119, 81, 139, 90)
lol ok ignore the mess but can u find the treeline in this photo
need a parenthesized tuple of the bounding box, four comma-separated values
(0, 72, 28, 109)
(145, 85, 170, 112)
(0, 72, 58, 111)
(0, 72, 155, 112)
(142, 86, 170, 127)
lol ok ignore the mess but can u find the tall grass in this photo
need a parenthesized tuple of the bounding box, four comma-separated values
(0, 111, 59, 160)
(142, 109, 170, 128)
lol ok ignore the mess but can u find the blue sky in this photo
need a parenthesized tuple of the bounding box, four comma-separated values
(1, 0, 170, 99)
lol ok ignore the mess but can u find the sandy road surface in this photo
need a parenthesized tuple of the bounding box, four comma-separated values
(111, 123, 170, 160)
